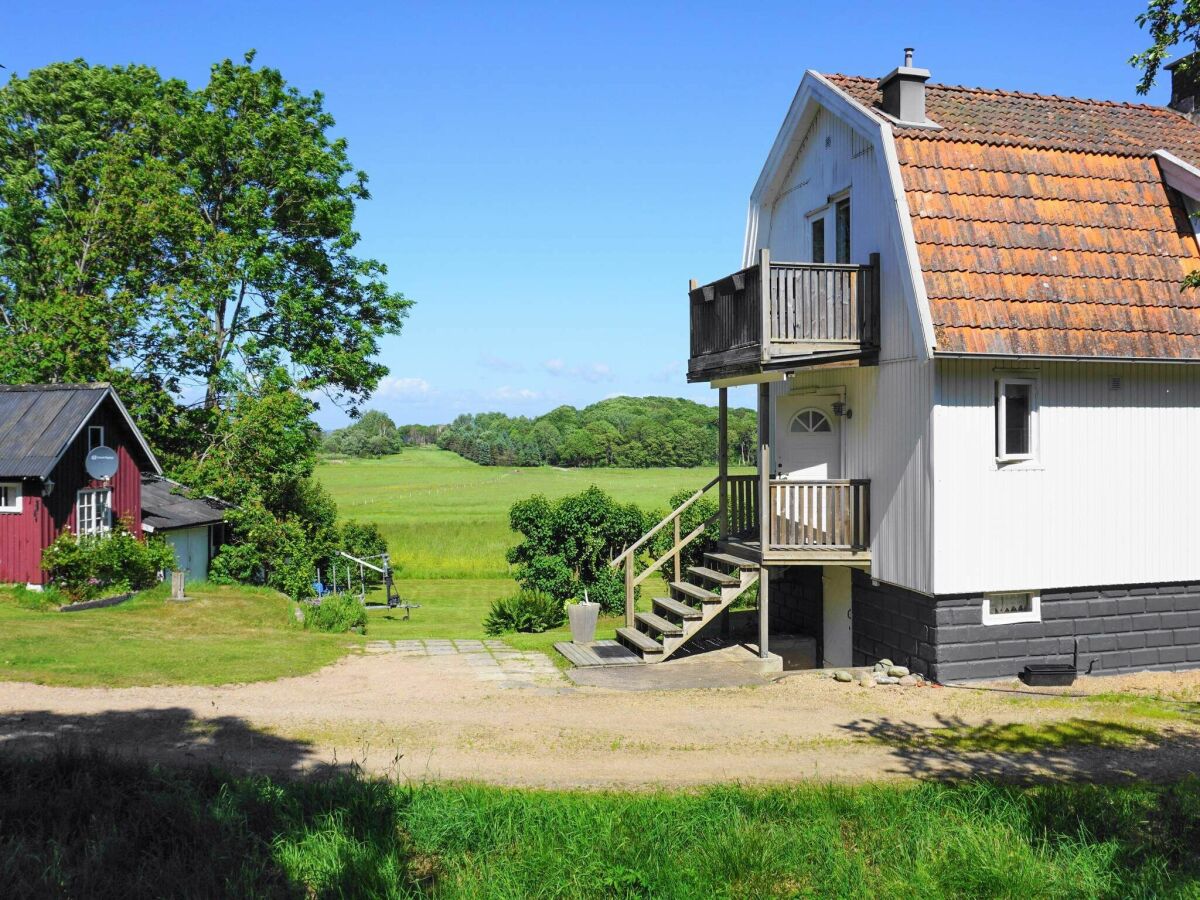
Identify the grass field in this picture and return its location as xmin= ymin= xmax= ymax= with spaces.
xmin=318 ymin=447 xmax=749 ymax=652
xmin=0 ymin=583 xmax=350 ymax=687
xmin=4 ymin=750 xmax=1198 ymax=898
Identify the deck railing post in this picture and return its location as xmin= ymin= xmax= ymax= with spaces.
xmin=624 ymin=553 xmax=635 ymax=627
xmin=757 ymin=381 xmax=771 ymax=659
xmin=758 ymin=248 xmax=771 ymax=359
xmin=718 ymin=387 xmax=728 ymax=539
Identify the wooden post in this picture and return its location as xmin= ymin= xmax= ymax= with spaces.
xmin=718 ymin=387 xmax=729 ymax=540
xmin=757 ymin=381 xmax=771 ymax=659
xmin=758 ymin=247 xmax=771 ymax=359
xmin=625 ymin=553 xmax=635 ymax=628
xmin=673 ymin=515 xmax=681 ymax=583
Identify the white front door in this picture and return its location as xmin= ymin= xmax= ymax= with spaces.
xmin=777 ymin=397 xmax=841 ymax=480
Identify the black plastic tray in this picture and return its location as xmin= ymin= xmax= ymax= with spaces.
xmin=1019 ymin=663 xmax=1076 ymax=687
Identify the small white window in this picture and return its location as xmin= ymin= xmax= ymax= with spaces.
xmin=982 ymin=591 xmax=1041 ymax=625
xmin=0 ymin=481 xmax=22 ymax=514
xmin=810 ymin=215 xmax=826 ymax=263
xmin=996 ymin=377 xmax=1038 ymax=462
xmin=88 ymin=426 xmax=105 ymax=450
xmin=76 ymin=488 xmax=113 ymax=536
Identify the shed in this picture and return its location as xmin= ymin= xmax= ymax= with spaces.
xmin=140 ymin=474 xmax=233 ymax=581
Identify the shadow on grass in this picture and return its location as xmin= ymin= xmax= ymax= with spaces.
xmin=840 ymin=713 xmax=1200 ymax=782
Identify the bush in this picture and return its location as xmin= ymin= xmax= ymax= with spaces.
xmin=483 ymin=590 xmax=565 ymax=635
xmin=41 ymin=521 xmax=175 ymax=603
xmin=305 ymin=592 xmax=367 ymax=634
xmin=506 ymin=486 xmax=647 ymax=614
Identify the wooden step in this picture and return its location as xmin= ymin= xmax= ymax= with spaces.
xmin=671 ymin=581 xmax=720 ymax=604
xmin=616 ymin=626 xmax=663 ymax=655
xmin=653 ymin=597 xmax=704 ymax=620
xmin=704 ymin=552 xmax=760 ymax=571
xmin=687 ymin=565 xmax=738 ymax=588
xmin=635 ymin=611 xmax=684 ymax=637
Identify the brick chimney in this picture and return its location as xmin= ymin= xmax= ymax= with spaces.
xmin=1167 ymin=53 xmax=1200 ymax=123
xmin=878 ymin=47 xmax=930 ymax=125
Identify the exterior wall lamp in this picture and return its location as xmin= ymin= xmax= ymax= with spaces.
xmin=831 ymin=401 xmax=853 ymax=420
xmin=42 ymin=479 xmax=54 ymax=497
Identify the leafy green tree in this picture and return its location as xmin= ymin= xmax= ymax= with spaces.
xmin=324 ymin=410 xmax=404 ymax=458
xmin=1132 ymin=0 xmax=1200 ymax=94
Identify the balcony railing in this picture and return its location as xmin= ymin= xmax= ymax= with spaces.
xmin=688 ymin=249 xmax=879 ymax=382
xmin=727 ymin=477 xmax=870 ymax=554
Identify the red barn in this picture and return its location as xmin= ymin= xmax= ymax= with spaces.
xmin=0 ymin=383 xmax=161 ymax=586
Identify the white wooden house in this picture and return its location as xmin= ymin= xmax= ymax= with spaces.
xmin=613 ymin=50 xmax=1200 ymax=680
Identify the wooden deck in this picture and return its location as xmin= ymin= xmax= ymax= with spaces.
xmin=721 ymin=538 xmax=871 ymax=567
xmin=554 ymin=640 xmax=643 ymax=667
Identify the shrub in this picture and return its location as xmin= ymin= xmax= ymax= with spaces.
xmin=506 ymin=486 xmax=647 ymax=613
xmin=483 ymin=590 xmax=565 ymax=635
xmin=41 ymin=521 xmax=175 ymax=603
xmin=305 ymin=592 xmax=367 ymax=634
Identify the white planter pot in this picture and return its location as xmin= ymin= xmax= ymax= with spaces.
xmin=567 ymin=601 xmax=600 ymax=644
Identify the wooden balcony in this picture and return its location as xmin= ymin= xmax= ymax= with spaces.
xmin=725 ymin=475 xmax=870 ymax=565
xmin=688 ymin=249 xmax=880 ymax=383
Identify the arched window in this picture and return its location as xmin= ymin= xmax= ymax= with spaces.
xmin=789 ymin=409 xmax=832 ymax=433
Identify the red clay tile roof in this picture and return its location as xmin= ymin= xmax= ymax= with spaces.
xmin=824 ymin=73 xmax=1200 ymax=358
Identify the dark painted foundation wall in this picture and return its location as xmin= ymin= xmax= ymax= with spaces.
xmin=850 ymin=570 xmax=1200 ymax=682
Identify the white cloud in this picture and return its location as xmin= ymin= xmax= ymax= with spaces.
xmin=374 ymin=376 xmax=434 ymax=399
xmin=543 ymin=358 xmax=566 ymax=375
xmin=652 ymin=360 xmax=685 ymax=383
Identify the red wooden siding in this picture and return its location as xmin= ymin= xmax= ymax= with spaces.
xmin=0 ymin=397 xmax=147 ymax=585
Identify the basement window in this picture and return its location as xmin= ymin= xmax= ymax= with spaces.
xmin=995 ymin=377 xmax=1038 ymax=463
xmin=0 ymin=482 xmax=21 ymax=514
xmin=982 ymin=591 xmax=1041 ymax=626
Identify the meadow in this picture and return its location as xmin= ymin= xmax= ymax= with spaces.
xmin=317 ymin=447 xmax=749 ymax=652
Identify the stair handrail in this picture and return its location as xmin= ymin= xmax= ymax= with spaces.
xmin=609 ymin=476 xmax=718 ymax=570
xmin=609 ymin=475 xmax=720 ymax=626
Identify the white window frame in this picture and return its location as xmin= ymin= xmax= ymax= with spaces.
xmin=995 ymin=376 xmax=1038 ymax=463
xmin=76 ymin=487 xmax=113 ymax=536
xmin=88 ymin=425 xmax=105 ymax=451
xmin=982 ymin=591 xmax=1041 ymax=626
xmin=0 ymin=481 xmax=22 ymax=514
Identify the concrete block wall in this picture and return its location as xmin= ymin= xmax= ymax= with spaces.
xmin=770 ymin=567 xmax=823 ymax=638
xmin=850 ymin=570 xmax=1200 ymax=682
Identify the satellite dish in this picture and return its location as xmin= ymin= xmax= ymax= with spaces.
xmin=85 ymin=446 xmax=118 ymax=480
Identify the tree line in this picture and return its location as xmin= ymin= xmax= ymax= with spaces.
xmin=435 ymin=396 xmax=757 ymax=468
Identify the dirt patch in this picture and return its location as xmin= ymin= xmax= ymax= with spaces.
xmin=0 ymin=654 xmax=1198 ymax=789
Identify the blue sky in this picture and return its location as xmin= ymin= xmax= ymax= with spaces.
xmin=3 ymin=0 xmax=1172 ymax=427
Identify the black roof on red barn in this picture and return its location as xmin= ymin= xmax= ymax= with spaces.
xmin=0 ymin=384 xmax=161 ymax=478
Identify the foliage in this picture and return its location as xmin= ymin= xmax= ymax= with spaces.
xmin=305 ymin=593 xmax=368 ymax=634
xmin=482 ymin=590 xmax=565 ymax=635
xmin=323 ymin=410 xmax=406 ymax=458
xmin=0 ymin=54 xmax=410 ymax=423
xmin=41 ymin=521 xmax=175 ymax=602
xmin=506 ymin=486 xmax=647 ymax=614
xmin=1131 ymin=0 xmax=1200 ymax=95
xmin=648 ymin=490 xmax=720 ymax=577
xmin=437 ymin=396 xmax=757 ymax=469
xmin=3 ymin=751 xmax=1200 ymax=897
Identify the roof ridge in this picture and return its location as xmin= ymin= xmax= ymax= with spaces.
xmin=0 ymin=382 xmax=111 ymax=392
xmin=823 ymin=72 xmax=1182 ymax=114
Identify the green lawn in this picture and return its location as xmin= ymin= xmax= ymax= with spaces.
xmin=0 ymin=582 xmax=351 ymax=687
xmin=5 ymin=750 xmax=1199 ymax=897
xmin=318 ymin=448 xmax=747 ymax=650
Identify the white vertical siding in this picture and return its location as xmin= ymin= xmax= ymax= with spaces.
xmin=932 ymin=359 xmax=1200 ymax=594
xmin=778 ymin=356 xmax=935 ymax=593
xmin=758 ymin=105 xmax=918 ymax=362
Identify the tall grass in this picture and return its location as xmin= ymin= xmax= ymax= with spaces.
xmin=2 ymin=749 xmax=1197 ymax=898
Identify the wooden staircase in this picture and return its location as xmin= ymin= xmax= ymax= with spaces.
xmin=615 ymin=550 xmax=760 ymax=662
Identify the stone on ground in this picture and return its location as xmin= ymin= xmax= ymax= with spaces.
xmin=888 ymin=665 xmax=910 ymax=678
xmin=833 ymin=670 xmax=853 ymax=683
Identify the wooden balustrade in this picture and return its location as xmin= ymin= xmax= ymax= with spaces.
xmin=688 ymin=250 xmax=879 ymax=382
xmin=726 ymin=474 xmax=759 ymax=535
xmin=766 ymin=480 xmax=869 ymax=550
